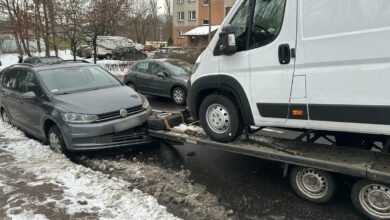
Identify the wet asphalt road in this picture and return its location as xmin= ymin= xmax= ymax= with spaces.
xmin=147 ymin=96 xmax=365 ymax=220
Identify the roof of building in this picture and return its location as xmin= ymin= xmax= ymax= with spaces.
xmin=183 ymin=25 xmax=220 ymax=36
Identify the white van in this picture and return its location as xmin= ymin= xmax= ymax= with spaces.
xmin=95 ymin=36 xmax=131 ymax=59
xmin=187 ymin=0 xmax=390 ymax=144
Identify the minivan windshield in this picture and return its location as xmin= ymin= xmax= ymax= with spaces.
xmin=164 ymin=60 xmax=193 ymax=75
xmin=38 ymin=66 xmax=121 ymax=95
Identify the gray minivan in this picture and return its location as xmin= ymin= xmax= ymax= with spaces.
xmin=0 ymin=62 xmax=152 ymax=155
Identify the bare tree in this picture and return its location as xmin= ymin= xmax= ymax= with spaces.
xmin=86 ymin=0 xmax=127 ymax=63
xmin=59 ymin=0 xmax=88 ymax=61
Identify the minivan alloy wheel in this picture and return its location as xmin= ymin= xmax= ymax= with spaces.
xmin=206 ymin=104 xmax=231 ymax=134
xmin=49 ymin=132 xmax=62 ymax=153
xmin=1 ymin=110 xmax=10 ymax=124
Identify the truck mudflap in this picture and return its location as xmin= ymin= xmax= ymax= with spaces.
xmin=148 ymin=129 xmax=390 ymax=185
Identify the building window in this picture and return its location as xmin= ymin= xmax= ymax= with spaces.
xmin=202 ymin=0 xmax=209 ymax=6
xmin=177 ymin=12 xmax=184 ymax=21
xmin=177 ymin=0 xmax=184 ymax=3
xmin=178 ymin=30 xmax=185 ymax=38
xmin=225 ymin=7 xmax=232 ymax=16
xmin=203 ymin=19 xmax=209 ymax=25
xmin=189 ymin=11 xmax=196 ymax=21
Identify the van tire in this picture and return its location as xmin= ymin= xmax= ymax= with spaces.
xmin=199 ymin=94 xmax=243 ymax=142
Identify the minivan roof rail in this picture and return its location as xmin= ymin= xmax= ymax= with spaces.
xmin=10 ymin=63 xmax=35 ymax=68
xmin=54 ymin=60 xmax=91 ymax=64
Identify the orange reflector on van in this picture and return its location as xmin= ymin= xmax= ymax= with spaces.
xmin=292 ymin=109 xmax=304 ymax=116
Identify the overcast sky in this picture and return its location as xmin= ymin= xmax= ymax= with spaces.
xmin=157 ymin=0 xmax=168 ymax=15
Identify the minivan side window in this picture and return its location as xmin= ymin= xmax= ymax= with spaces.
xmin=16 ymin=71 xmax=44 ymax=97
xmin=229 ymin=0 xmax=250 ymax=52
xmin=2 ymin=69 xmax=20 ymax=90
xmin=250 ymin=0 xmax=287 ymax=48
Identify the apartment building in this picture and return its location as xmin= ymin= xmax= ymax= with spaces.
xmin=173 ymin=0 xmax=236 ymax=46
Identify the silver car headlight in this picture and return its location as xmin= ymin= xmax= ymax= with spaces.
xmin=139 ymin=94 xmax=150 ymax=109
xmin=61 ymin=113 xmax=98 ymax=124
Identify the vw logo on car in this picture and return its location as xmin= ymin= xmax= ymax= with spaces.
xmin=120 ymin=109 xmax=128 ymax=118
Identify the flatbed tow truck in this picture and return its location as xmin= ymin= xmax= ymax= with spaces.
xmin=147 ymin=117 xmax=390 ymax=220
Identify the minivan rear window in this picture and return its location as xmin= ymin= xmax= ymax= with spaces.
xmin=38 ymin=66 xmax=121 ymax=95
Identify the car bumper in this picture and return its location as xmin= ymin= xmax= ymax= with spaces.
xmin=62 ymin=108 xmax=153 ymax=151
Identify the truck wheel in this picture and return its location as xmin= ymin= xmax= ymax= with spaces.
xmin=290 ymin=166 xmax=336 ymax=203
xmin=351 ymin=180 xmax=390 ymax=220
xmin=48 ymin=126 xmax=70 ymax=157
xmin=172 ymin=87 xmax=186 ymax=105
xmin=199 ymin=94 xmax=243 ymax=142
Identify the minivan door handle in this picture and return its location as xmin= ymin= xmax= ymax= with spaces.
xmin=278 ymin=44 xmax=291 ymax=65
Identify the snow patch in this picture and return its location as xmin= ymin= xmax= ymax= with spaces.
xmin=0 ymin=122 xmax=180 ymax=220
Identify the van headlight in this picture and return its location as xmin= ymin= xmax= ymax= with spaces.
xmin=61 ymin=113 xmax=98 ymax=124
xmin=139 ymin=94 xmax=150 ymax=109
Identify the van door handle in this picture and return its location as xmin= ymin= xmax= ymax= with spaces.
xmin=278 ymin=44 xmax=291 ymax=65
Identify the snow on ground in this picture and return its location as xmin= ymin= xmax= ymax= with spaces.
xmin=0 ymin=50 xmax=132 ymax=79
xmin=174 ymin=124 xmax=206 ymax=136
xmin=0 ymin=121 xmax=180 ymax=220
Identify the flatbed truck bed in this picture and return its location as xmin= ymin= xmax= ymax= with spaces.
xmin=149 ymin=129 xmax=390 ymax=184
xmin=148 ymin=128 xmax=390 ymax=219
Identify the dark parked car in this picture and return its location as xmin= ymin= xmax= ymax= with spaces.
xmin=124 ymin=59 xmax=192 ymax=105
xmin=23 ymin=56 xmax=64 ymax=64
xmin=0 ymin=62 xmax=152 ymax=155
xmin=112 ymin=47 xmax=147 ymax=61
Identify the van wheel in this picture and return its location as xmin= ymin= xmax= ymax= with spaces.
xmin=172 ymin=87 xmax=186 ymax=105
xmin=105 ymin=54 xmax=112 ymax=60
xmin=199 ymin=94 xmax=243 ymax=142
xmin=1 ymin=109 xmax=11 ymax=125
xmin=48 ymin=126 xmax=70 ymax=156
xmin=290 ymin=166 xmax=336 ymax=203
xmin=351 ymin=180 xmax=390 ymax=220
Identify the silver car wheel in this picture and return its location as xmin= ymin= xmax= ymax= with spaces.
xmin=296 ymin=168 xmax=329 ymax=199
xmin=173 ymin=88 xmax=184 ymax=104
xmin=206 ymin=104 xmax=230 ymax=134
xmin=2 ymin=110 xmax=10 ymax=124
xmin=49 ymin=132 xmax=62 ymax=154
xmin=359 ymin=184 xmax=390 ymax=218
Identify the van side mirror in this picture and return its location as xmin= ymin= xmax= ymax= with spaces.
xmin=219 ymin=25 xmax=237 ymax=55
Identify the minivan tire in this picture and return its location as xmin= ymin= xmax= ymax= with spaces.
xmin=199 ymin=94 xmax=243 ymax=142
xmin=48 ymin=126 xmax=70 ymax=156
xmin=1 ymin=109 xmax=11 ymax=125
xmin=172 ymin=87 xmax=186 ymax=105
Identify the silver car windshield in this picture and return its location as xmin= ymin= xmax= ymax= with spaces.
xmin=38 ymin=66 xmax=121 ymax=95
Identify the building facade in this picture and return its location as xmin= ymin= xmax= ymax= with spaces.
xmin=172 ymin=0 xmax=236 ymax=46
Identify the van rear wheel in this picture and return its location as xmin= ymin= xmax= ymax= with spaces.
xmin=199 ymin=94 xmax=243 ymax=142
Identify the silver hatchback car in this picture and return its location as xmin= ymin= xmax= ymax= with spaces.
xmin=0 ymin=62 xmax=152 ymax=155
